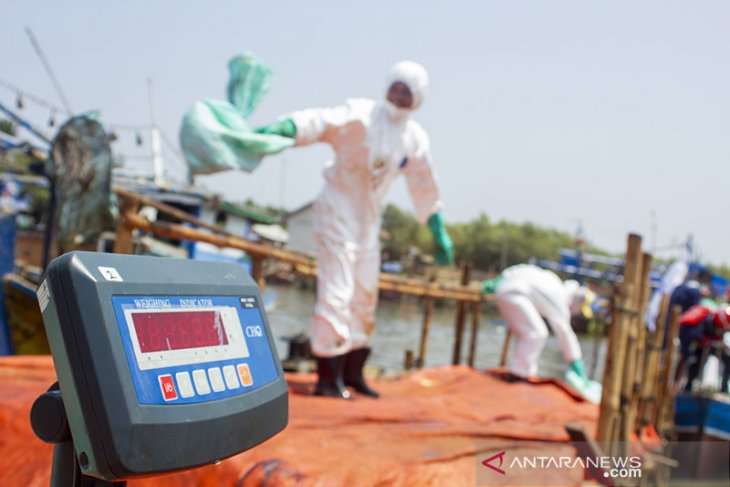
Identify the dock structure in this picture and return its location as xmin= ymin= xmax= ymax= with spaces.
xmin=114 ymin=192 xmax=687 ymax=435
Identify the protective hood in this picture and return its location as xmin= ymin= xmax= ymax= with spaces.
xmin=384 ymin=60 xmax=429 ymax=114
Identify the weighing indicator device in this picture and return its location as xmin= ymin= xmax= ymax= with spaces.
xmin=30 ymin=252 xmax=288 ymax=485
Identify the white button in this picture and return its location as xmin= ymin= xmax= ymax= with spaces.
xmin=208 ymin=367 xmax=225 ymax=392
xmin=175 ymin=372 xmax=195 ymax=398
xmin=192 ymin=369 xmax=211 ymax=395
xmin=223 ymin=365 xmax=240 ymax=389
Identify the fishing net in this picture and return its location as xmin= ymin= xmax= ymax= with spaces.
xmin=48 ymin=113 xmax=117 ymax=253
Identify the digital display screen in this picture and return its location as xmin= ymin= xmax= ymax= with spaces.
xmin=131 ymin=310 xmax=229 ymax=353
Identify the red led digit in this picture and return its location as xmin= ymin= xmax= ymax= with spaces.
xmin=213 ymin=312 xmax=226 ymax=345
xmin=147 ymin=315 xmax=162 ymax=351
xmin=179 ymin=319 xmax=191 ymax=348
xmin=136 ymin=316 xmax=149 ymax=350
xmin=163 ymin=315 xmax=175 ymax=350
xmin=206 ymin=321 xmax=218 ymax=346
xmin=132 ymin=310 xmax=229 ymax=353
xmin=192 ymin=316 xmax=204 ymax=347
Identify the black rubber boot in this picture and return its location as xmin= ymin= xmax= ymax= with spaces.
xmin=314 ymin=355 xmax=351 ymax=399
xmin=344 ymin=348 xmax=380 ymax=398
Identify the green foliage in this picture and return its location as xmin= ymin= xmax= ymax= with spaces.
xmin=381 ymin=203 xmax=582 ymax=272
xmin=0 ymin=119 xmax=16 ymax=136
xmin=241 ymin=198 xmax=287 ymax=220
xmin=380 ymin=203 xmax=730 ymax=280
xmin=382 ymin=204 xmax=430 ymax=258
xmin=0 ymin=146 xmax=45 ymax=174
xmin=238 ymin=198 xmax=730 ymax=275
xmin=19 ymin=184 xmax=50 ymax=224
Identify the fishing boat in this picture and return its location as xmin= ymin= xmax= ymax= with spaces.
xmin=675 ymin=391 xmax=730 ymax=441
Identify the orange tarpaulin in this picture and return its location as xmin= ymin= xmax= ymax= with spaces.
xmin=0 ymin=356 xmax=597 ymax=486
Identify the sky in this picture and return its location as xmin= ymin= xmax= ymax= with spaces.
xmin=3 ymin=1 xmax=730 ymax=265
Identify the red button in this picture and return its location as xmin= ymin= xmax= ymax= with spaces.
xmin=159 ymin=374 xmax=177 ymax=401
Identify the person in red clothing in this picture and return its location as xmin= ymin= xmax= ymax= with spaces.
xmin=676 ymin=304 xmax=730 ymax=392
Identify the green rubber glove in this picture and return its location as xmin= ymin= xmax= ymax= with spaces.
xmin=427 ymin=212 xmax=454 ymax=266
xmin=569 ymin=359 xmax=588 ymax=382
xmin=253 ymin=118 xmax=297 ymax=138
xmin=481 ymin=276 xmax=503 ymax=295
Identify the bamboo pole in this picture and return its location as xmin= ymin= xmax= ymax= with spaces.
xmin=116 ymin=191 xmax=485 ymax=298
xmin=122 ymin=210 xmax=485 ymax=302
xmin=251 ymin=257 xmax=265 ymax=291
xmin=589 ymin=320 xmax=604 ymax=381
xmin=404 ymin=350 xmax=415 ymax=370
xmin=638 ymin=294 xmax=670 ymax=430
xmin=451 ymin=262 xmax=472 ymax=365
xmin=123 ymin=210 xmax=310 ymax=264
xmin=499 ymin=330 xmax=512 ymax=367
xmin=615 ymin=281 xmax=637 ymax=450
xmin=114 ymin=186 xmax=232 ymax=236
xmin=416 ymin=275 xmax=437 ymax=368
xmin=467 ymin=300 xmax=481 ymax=367
xmin=416 ymin=296 xmax=434 ymax=369
xmin=621 ymin=252 xmax=652 ymax=442
xmin=655 ymin=305 xmax=681 ymax=433
xmin=597 ymin=233 xmax=642 ymax=443
xmin=379 ymin=273 xmax=482 ymax=301
xmin=635 ymin=253 xmax=654 ymax=383
xmin=113 ymin=198 xmax=139 ymax=254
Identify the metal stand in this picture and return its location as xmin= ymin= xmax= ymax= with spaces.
xmin=30 ymin=383 xmax=125 ymax=487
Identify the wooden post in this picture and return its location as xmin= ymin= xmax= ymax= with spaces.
xmin=451 ymin=262 xmax=472 ymax=365
xmin=251 ymin=256 xmax=265 ymax=291
xmin=404 ymin=350 xmax=415 ymax=370
xmin=621 ymin=252 xmax=652 ymax=441
xmin=638 ymin=294 xmax=670 ymax=429
xmin=417 ymin=298 xmax=434 ymax=368
xmin=597 ymin=233 xmax=642 ymax=444
xmin=499 ymin=330 xmax=512 ymax=367
xmin=654 ymin=305 xmax=681 ymax=433
xmin=113 ymin=198 xmax=138 ymax=254
xmin=634 ymin=253 xmax=654 ymax=385
xmin=589 ymin=320 xmax=605 ymax=381
xmin=467 ymin=300 xmax=481 ymax=367
xmin=417 ymin=277 xmax=436 ymax=368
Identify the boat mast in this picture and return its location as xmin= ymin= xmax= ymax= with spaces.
xmin=148 ymin=78 xmax=164 ymax=186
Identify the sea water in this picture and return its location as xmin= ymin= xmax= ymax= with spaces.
xmin=265 ymin=284 xmax=607 ymax=380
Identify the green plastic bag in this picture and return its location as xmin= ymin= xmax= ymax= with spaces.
xmin=180 ymin=53 xmax=294 ymax=176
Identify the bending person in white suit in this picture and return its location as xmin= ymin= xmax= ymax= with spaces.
xmin=483 ymin=264 xmax=594 ymax=382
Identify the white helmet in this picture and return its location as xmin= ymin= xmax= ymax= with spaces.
xmin=384 ymin=60 xmax=429 ymax=111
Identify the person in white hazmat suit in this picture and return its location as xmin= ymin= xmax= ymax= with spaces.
xmin=482 ymin=264 xmax=593 ymax=382
xmin=255 ymin=61 xmax=454 ymax=399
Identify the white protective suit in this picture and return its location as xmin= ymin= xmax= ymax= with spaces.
xmin=495 ymin=264 xmax=585 ymax=378
xmin=287 ymin=61 xmax=442 ymax=357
